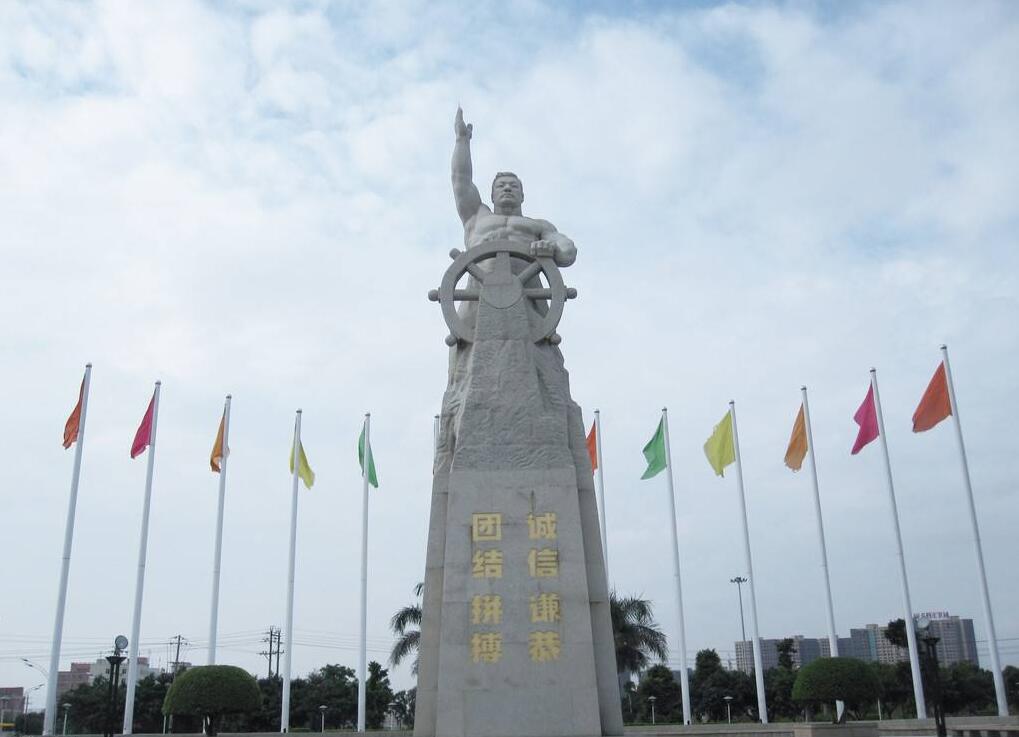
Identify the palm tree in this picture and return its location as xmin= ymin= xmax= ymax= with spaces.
xmin=611 ymin=591 xmax=668 ymax=676
xmin=389 ymin=583 xmax=423 ymax=674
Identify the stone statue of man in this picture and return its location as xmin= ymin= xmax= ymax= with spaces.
xmin=452 ymin=107 xmax=577 ymax=266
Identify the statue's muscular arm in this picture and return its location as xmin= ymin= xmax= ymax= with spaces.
xmin=452 ymin=108 xmax=487 ymax=226
xmin=534 ymin=221 xmax=577 ymax=267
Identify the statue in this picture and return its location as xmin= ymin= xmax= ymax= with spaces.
xmin=414 ymin=109 xmax=623 ymax=737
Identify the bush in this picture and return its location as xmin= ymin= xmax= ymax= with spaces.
xmin=163 ymin=665 xmax=261 ymax=735
xmin=793 ymin=657 xmax=879 ymax=723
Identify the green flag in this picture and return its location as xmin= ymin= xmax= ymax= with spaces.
xmin=358 ymin=425 xmax=378 ymax=488
xmin=704 ymin=409 xmax=736 ymax=477
xmin=290 ymin=436 xmax=315 ymax=489
xmin=640 ymin=417 xmax=667 ymax=480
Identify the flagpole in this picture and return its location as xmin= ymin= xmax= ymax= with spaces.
xmin=43 ymin=364 xmax=92 ymax=736
xmin=357 ymin=414 xmax=370 ymax=733
xmin=940 ymin=346 xmax=1008 ymax=716
xmin=281 ymin=409 xmax=302 ymax=733
xmin=660 ymin=408 xmax=691 ymax=725
xmin=800 ymin=387 xmax=843 ymax=720
xmin=869 ymin=370 xmax=926 ymax=719
xmin=594 ymin=409 xmax=609 ymax=575
xmin=208 ymin=395 xmax=232 ymax=665
xmin=728 ymin=401 xmax=768 ymax=724
xmin=123 ymin=381 xmax=161 ymax=735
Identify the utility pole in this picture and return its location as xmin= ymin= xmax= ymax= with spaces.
xmin=260 ymin=626 xmax=283 ymax=679
xmin=275 ymin=628 xmax=283 ymax=679
xmin=170 ymin=635 xmax=187 ymax=678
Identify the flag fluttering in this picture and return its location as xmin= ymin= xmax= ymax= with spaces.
xmin=784 ymin=404 xmax=808 ymax=471
xmin=912 ymin=362 xmax=952 ymax=433
xmin=851 ymin=385 xmax=879 ymax=455
xmin=704 ymin=409 xmax=736 ymax=476
xmin=130 ymin=392 xmax=156 ymax=459
xmin=586 ymin=422 xmax=598 ymax=471
xmin=63 ymin=377 xmax=85 ymax=449
xmin=640 ymin=418 xmax=666 ymax=479
xmin=210 ymin=411 xmax=229 ymax=473
xmin=290 ymin=435 xmax=315 ymax=489
xmin=358 ymin=424 xmax=378 ymax=488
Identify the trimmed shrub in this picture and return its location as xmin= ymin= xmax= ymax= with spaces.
xmin=793 ymin=657 xmax=880 ymax=723
xmin=163 ymin=665 xmax=260 ymax=735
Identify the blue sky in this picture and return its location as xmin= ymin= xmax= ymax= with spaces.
xmin=1 ymin=0 xmax=1017 ymax=699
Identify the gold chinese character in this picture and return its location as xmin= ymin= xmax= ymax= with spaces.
xmin=472 ymin=513 xmax=502 ymax=542
xmin=471 ymin=595 xmax=503 ymax=625
xmin=530 ymin=593 xmax=561 ymax=623
xmin=528 ymin=548 xmax=559 ymax=577
xmin=471 ymin=632 xmax=502 ymax=663
xmin=528 ymin=512 xmax=557 ymax=540
xmin=472 ymin=549 xmax=503 ymax=578
xmin=528 ymin=631 xmax=561 ymax=662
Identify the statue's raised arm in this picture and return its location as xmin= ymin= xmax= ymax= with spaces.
xmin=452 ymin=108 xmax=485 ymax=224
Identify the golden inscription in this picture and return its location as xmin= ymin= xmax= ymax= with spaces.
xmin=530 ymin=592 xmax=561 ymax=623
xmin=471 ymin=594 xmax=503 ymax=625
xmin=528 ymin=548 xmax=559 ymax=577
xmin=528 ymin=512 xmax=557 ymax=540
xmin=471 ymin=513 xmax=502 ymax=542
xmin=528 ymin=631 xmax=562 ymax=662
xmin=472 ymin=549 xmax=504 ymax=578
xmin=471 ymin=632 xmax=503 ymax=663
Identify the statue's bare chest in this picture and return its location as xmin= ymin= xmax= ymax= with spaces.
xmin=469 ymin=213 xmax=543 ymax=246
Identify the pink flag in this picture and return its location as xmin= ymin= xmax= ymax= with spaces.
xmin=851 ymin=385 xmax=879 ymax=455
xmin=131 ymin=393 xmax=156 ymax=459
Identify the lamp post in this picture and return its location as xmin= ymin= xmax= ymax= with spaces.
xmin=62 ymin=704 xmax=71 ymax=736
xmin=319 ymin=705 xmax=327 ymax=733
xmin=724 ymin=695 xmax=733 ymax=724
xmin=104 ymin=637 xmax=128 ymax=737
xmin=916 ymin=618 xmax=946 ymax=737
xmin=730 ymin=576 xmax=748 ymax=669
xmin=648 ymin=696 xmax=656 ymax=726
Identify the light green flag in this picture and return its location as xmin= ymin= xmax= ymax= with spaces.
xmin=640 ymin=417 xmax=667 ymax=480
xmin=704 ymin=409 xmax=736 ymax=477
xmin=290 ymin=436 xmax=315 ymax=489
xmin=358 ymin=425 xmax=378 ymax=488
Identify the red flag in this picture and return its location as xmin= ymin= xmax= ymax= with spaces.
xmin=586 ymin=422 xmax=598 ymax=471
xmin=131 ymin=393 xmax=156 ymax=459
xmin=912 ymin=362 xmax=952 ymax=433
xmin=63 ymin=377 xmax=85 ymax=449
xmin=851 ymin=385 xmax=879 ymax=455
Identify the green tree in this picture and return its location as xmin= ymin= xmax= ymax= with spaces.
xmin=690 ymin=649 xmax=755 ymax=723
xmin=62 ymin=677 xmax=122 ymax=735
xmin=776 ymin=639 xmax=797 ymax=670
xmin=390 ymin=583 xmax=424 ymax=674
xmin=869 ymin=661 xmax=913 ymax=718
xmin=365 ymin=661 xmax=395 ymax=729
xmin=391 ymin=688 xmax=415 ymax=729
xmin=1004 ymin=665 xmax=1019 ymax=711
xmin=163 ymin=665 xmax=261 ymax=736
xmin=765 ymin=667 xmax=799 ymax=721
xmin=610 ymin=592 xmax=668 ymax=676
xmin=132 ymin=673 xmax=174 ymax=733
xmin=941 ymin=662 xmax=994 ymax=716
xmin=884 ymin=619 xmax=908 ymax=649
xmin=13 ymin=711 xmax=43 ymax=735
xmin=793 ymin=657 xmax=879 ymax=723
xmin=636 ymin=664 xmax=683 ymax=723
xmin=296 ymin=664 xmax=357 ymax=729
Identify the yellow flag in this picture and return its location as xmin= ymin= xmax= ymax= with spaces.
xmin=704 ymin=409 xmax=736 ymax=477
xmin=210 ymin=412 xmax=227 ymax=473
xmin=784 ymin=404 xmax=807 ymax=471
xmin=290 ymin=436 xmax=315 ymax=489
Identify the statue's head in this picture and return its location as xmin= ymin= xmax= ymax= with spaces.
xmin=491 ymin=172 xmax=523 ymax=211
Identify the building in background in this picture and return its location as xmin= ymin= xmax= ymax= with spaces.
xmin=56 ymin=662 xmax=93 ymax=699
xmin=0 ymin=687 xmax=25 ymax=721
xmin=87 ymin=656 xmax=159 ymax=683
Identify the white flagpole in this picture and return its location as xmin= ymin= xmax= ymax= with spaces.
xmin=123 ymin=381 xmax=161 ymax=735
xmin=940 ymin=346 xmax=1008 ymax=716
xmin=801 ymin=387 xmax=843 ymax=720
xmin=660 ymin=408 xmax=691 ymax=725
xmin=357 ymin=414 xmax=371 ymax=732
xmin=43 ymin=364 xmax=92 ymax=736
xmin=728 ymin=401 xmax=768 ymax=724
xmin=870 ymin=369 xmax=927 ymax=719
xmin=594 ymin=409 xmax=609 ymax=575
xmin=208 ymin=394 xmax=232 ymax=665
xmin=281 ymin=409 xmax=302 ymax=733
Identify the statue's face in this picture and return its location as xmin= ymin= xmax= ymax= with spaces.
xmin=492 ymin=175 xmax=523 ymax=209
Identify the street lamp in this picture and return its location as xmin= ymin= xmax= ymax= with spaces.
xmin=24 ymin=684 xmax=45 ymax=716
xmin=319 ymin=705 xmax=327 ymax=733
xmin=724 ymin=695 xmax=733 ymax=724
xmin=648 ymin=696 xmax=656 ymax=726
xmin=62 ymin=703 xmax=71 ymax=736
xmin=730 ymin=576 xmax=748 ymax=669
xmin=20 ymin=658 xmax=50 ymax=680
xmin=916 ymin=618 xmax=946 ymax=737
xmin=104 ymin=636 xmax=128 ymax=737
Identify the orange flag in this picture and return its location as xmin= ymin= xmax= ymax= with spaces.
xmin=913 ymin=362 xmax=952 ymax=432
xmin=784 ymin=404 xmax=807 ymax=471
xmin=63 ymin=377 xmax=85 ymax=449
xmin=586 ymin=422 xmax=598 ymax=471
xmin=210 ymin=411 xmax=227 ymax=472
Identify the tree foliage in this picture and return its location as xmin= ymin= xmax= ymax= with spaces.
xmin=390 ymin=583 xmax=424 ymax=673
xmin=793 ymin=657 xmax=879 ymax=722
xmin=163 ymin=665 xmax=260 ymax=735
xmin=611 ymin=591 xmax=668 ymax=675
xmin=636 ymin=664 xmax=683 ymax=723
xmin=690 ymin=649 xmax=756 ymax=723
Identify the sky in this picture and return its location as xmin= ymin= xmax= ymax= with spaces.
xmin=1 ymin=0 xmax=1018 ymax=699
